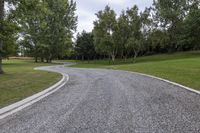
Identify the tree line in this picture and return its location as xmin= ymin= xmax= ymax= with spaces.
xmin=0 ymin=0 xmax=77 ymax=73
xmin=0 ymin=0 xmax=200 ymax=74
xmin=74 ymin=0 xmax=200 ymax=62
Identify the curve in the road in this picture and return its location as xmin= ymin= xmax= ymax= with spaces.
xmin=0 ymin=65 xmax=69 ymax=120
xmin=115 ymin=69 xmax=200 ymax=95
xmin=0 ymin=65 xmax=200 ymax=133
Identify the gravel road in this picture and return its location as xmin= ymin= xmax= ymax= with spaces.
xmin=0 ymin=65 xmax=200 ymax=133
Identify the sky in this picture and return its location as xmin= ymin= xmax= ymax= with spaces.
xmin=75 ymin=0 xmax=153 ymax=33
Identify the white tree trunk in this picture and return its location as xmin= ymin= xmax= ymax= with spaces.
xmin=133 ymin=50 xmax=138 ymax=63
xmin=111 ymin=54 xmax=115 ymax=62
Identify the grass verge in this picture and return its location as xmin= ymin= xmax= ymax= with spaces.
xmin=70 ymin=51 xmax=200 ymax=91
xmin=0 ymin=59 xmax=62 ymax=108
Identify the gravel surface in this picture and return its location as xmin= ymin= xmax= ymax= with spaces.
xmin=0 ymin=65 xmax=200 ymax=133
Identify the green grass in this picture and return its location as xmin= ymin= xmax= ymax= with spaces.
xmin=70 ymin=51 xmax=200 ymax=91
xmin=0 ymin=60 xmax=62 ymax=108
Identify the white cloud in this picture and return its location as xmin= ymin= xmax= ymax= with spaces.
xmin=94 ymin=0 xmax=127 ymax=5
xmin=76 ymin=8 xmax=97 ymax=33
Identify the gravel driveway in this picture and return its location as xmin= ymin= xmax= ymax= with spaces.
xmin=0 ymin=65 xmax=200 ymax=133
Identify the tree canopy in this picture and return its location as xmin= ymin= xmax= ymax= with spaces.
xmin=74 ymin=31 xmax=96 ymax=60
xmin=15 ymin=0 xmax=77 ymax=62
xmin=77 ymin=1 xmax=200 ymax=62
xmin=1 ymin=0 xmax=200 ymax=72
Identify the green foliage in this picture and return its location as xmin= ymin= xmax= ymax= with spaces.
xmin=0 ymin=20 xmax=18 ymax=58
xmin=1 ymin=0 xmax=200 ymax=64
xmin=1 ymin=0 xmax=77 ymax=74
xmin=44 ymin=0 xmax=77 ymax=61
xmin=152 ymin=0 xmax=188 ymax=51
xmin=179 ymin=3 xmax=200 ymax=50
xmin=15 ymin=0 xmax=77 ymax=62
xmin=147 ymin=29 xmax=170 ymax=53
xmin=0 ymin=0 xmax=20 ymax=73
xmin=93 ymin=5 xmax=117 ymax=61
xmin=124 ymin=6 xmax=143 ymax=60
xmin=92 ymin=5 xmax=152 ymax=61
xmin=114 ymin=10 xmax=129 ymax=58
xmin=75 ymin=31 xmax=96 ymax=60
xmin=78 ymin=1 xmax=200 ymax=61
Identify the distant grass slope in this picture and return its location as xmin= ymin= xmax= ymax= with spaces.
xmin=0 ymin=60 xmax=61 ymax=108
xmin=70 ymin=51 xmax=200 ymax=91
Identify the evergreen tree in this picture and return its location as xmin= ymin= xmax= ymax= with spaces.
xmin=75 ymin=31 xmax=96 ymax=61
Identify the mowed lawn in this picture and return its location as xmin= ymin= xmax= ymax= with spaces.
xmin=0 ymin=60 xmax=61 ymax=108
xmin=70 ymin=51 xmax=200 ymax=91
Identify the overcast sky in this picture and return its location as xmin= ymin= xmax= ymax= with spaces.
xmin=75 ymin=0 xmax=153 ymax=33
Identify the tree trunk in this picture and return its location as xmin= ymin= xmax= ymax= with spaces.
xmin=111 ymin=50 xmax=115 ymax=62
xmin=0 ymin=52 xmax=3 ymax=74
xmin=111 ymin=54 xmax=115 ymax=62
xmin=94 ymin=56 xmax=96 ymax=64
xmin=133 ymin=51 xmax=138 ymax=63
xmin=48 ymin=54 xmax=52 ymax=63
xmin=124 ymin=56 xmax=127 ymax=62
xmin=87 ymin=57 xmax=89 ymax=63
xmin=41 ymin=57 xmax=44 ymax=62
xmin=121 ymin=50 xmax=124 ymax=59
xmin=35 ymin=56 xmax=38 ymax=63
xmin=0 ymin=0 xmax=4 ymax=74
xmin=108 ymin=55 xmax=111 ymax=64
xmin=81 ymin=55 xmax=84 ymax=61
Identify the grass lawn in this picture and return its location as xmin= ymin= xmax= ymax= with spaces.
xmin=70 ymin=51 xmax=200 ymax=91
xmin=0 ymin=59 xmax=62 ymax=108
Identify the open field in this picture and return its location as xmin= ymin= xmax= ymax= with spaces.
xmin=70 ymin=51 xmax=200 ymax=91
xmin=0 ymin=60 xmax=61 ymax=108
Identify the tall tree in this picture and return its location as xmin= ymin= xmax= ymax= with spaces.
xmin=0 ymin=0 xmax=4 ymax=73
xmin=0 ymin=0 xmax=18 ymax=73
xmin=179 ymin=1 xmax=200 ymax=50
xmin=153 ymin=0 xmax=188 ymax=52
xmin=93 ymin=5 xmax=117 ymax=61
xmin=14 ymin=0 xmax=49 ymax=62
xmin=115 ymin=10 xmax=130 ymax=59
xmin=147 ymin=29 xmax=170 ymax=53
xmin=44 ymin=0 xmax=77 ymax=62
xmin=15 ymin=0 xmax=77 ymax=62
xmin=125 ymin=5 xmax=143 ymax=61
xmin=75 ymin=31 xmax=96 ymax=60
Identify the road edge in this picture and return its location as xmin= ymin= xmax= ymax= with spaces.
xmin=67 ymin=64 xmax=200 ymax=95
xmin=0 ymin=66 xmax=69 ymax=120
xmin=117 ymin=70 xmax=200 ymax=95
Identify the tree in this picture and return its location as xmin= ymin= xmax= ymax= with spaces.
xmin=75 ymin=31 xmax=96 ymax=61
xmin=0 ymin=0 xmax=18 ymax=73
xmin=147 ymin=29 xmax=170 ymax=53
xmin=44 ymin=0 xmax=77 ymax=62
xmin=14 ymin=0 xmax=49 ymax=62
xmin=179 ymin=1 xmax=200 ymax=50
xmin=0 ymin=0 xmax=5 ymax=73
xmin=2 ymin=33 xmax=18 ymax=58
xmin=115 ymin=10 xmax=130 ymax=60
xmin=93 ymin=5 xmax=117 ymax=62
xmin=125 ymin=5 xmax=143 ymax=61
xmin=152 ymin=0 xmax=188 ymax=52
xmin=15 ymin=0 xmax=77 ymax=62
